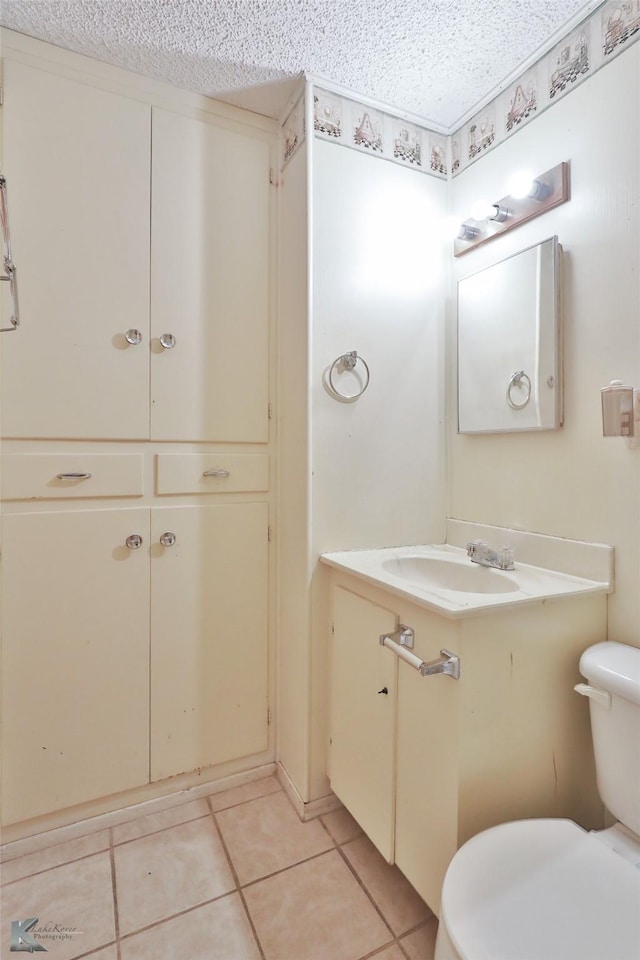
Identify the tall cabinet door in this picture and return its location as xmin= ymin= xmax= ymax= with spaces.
xmin=150 ymin=107 xmax=270 ymax=442
xmin=150 ymin=501 xmax=269 ymax=780
xmin=0 ymin=60 xmax=151 ymax=440
xmin=1 ymin=508 xmax=151 ymax=824
xmin=329 ymin=587 xmax=398 ymax=862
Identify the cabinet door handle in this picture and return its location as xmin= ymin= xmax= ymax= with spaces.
xmin=159 ymin=531 xmax=176 ymax=547
xmin=125 ymin=534 xmax=143 ymax=549
xmin=159 ymin=333 xmax=176 ymax=349
xmin=56 ymin=472 xmax=92 ymax=481
xmin=202 ymin=469 xmax=230 ymax=478
xmin=125 ymin=329 xmax=143 ymax=345
xmin=0 ymin=175 xmax=20 ymax=332
xmin=377 ymin=687 xmax=389 ymax=695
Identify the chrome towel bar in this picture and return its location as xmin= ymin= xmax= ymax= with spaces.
xmin=380 ymin=627 xmax=460 ymax=680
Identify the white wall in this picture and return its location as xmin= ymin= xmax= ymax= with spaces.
xmin=308 ymin=140 xmax=448 ymax=798
xmin=311 ymin=139 xmax=448 ymax=554
xmin=277 ymin=132 xmax=449 ymax=804
xmin=449 ymin=45 xmax=640 ymax=645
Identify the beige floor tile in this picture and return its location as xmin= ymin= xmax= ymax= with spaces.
xmin=244 ymin=849 xmax=392 ymax=960
xmin=216 ymin=791 xmax=333 ymax=885
xmin=320 ymin=806 xmax=363 ymax=845
xmin=0 ymin=852 xmax=115 ymax=959
xmin=208 ymin=774 xmax=282 ymax=812
xmin=1 ymin=829 xmax=110 ymax=885
xmin=400 ymin=917 xmax=439 ymax=960
xmin=342 ymin=836 xmax=433 ymax=937
xmin=112 ymin=798 xmax=211 ymax=845
xmin=114 ymin=817 xmax=235 ymax=936
xmin=369 ymin=945 xmax=407 ymax=960
xmin=120 ymin=893 xmax=261 ymax=960
xmin=85 ymin=947 xmax=118 ymax=960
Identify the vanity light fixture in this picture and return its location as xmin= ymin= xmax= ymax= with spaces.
xmin=454 ymin=161 xmax=569 ymax=257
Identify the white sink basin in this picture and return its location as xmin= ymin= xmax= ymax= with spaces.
xmin=381 ymin=556 xmax=519 ymax=594
xmin=320 ymin=543 xmax=611 ymax=618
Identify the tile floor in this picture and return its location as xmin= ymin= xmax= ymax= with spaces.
xmin=0 ymin=775 xmax=438 ymax=959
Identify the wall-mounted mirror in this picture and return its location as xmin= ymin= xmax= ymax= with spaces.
xmin=457 ymin=236 xmax=562 ymax=434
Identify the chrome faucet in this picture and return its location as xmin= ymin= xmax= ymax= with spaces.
xmin=466 ymin=539 xmax=515 ymax=571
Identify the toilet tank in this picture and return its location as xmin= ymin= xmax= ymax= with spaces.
xmin=579 ymin=641 xmax=640 ymax=836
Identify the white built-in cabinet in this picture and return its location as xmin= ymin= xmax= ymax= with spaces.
xmin=0 ymin=42 xmax=274 ymax=829
xmin=329 ymin=576 xmax=606 ymax=914
xmin=1 ymin=60 xmax=270 ymax=443
xmin=2 ymin=507 xmax=151 ymax=824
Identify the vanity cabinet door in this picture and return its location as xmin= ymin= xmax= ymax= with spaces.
xmin=329 ymin=586 xmax=398 ymax=862
xmin=395 ymin=616 xmax=460 ymax=913
xmin=150 ymin=107 xmax=270 ymax=442
xmin=1 ymin=507 xmax=151 ymax=824
xmin=150 ymin=501 xmax=269 ymax=780
xmin=1 ymin=60 xmax=151 ymax=440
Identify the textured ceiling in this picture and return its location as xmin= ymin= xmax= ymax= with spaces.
xmin=0 ymin=0 xmax=595 ymax=128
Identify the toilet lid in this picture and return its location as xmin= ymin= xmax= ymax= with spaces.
xmin=441 ymin=819 xmax=640 ymax=960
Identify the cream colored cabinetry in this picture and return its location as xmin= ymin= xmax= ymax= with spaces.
xmin=150 ymin=502 xmax=269 ymax=780
xmin=0 ymin=35 xmax=274 ymax=832
xmin=329 ymin=587 xmax=397 ymax=860
xmin=1 ymin=66 xmax=271 ymax=443
xmin=0 ymin=60 xmax=151 ymax=440
xmin=1 ymin=508 xmax=151 ymax=824
xmin=150 ymin=108 xmax=270 ymax=442
xmin=1 ymin=495 xmax=270 ymax=824
xmin=328 ymin=573 xmax=606 ymax=914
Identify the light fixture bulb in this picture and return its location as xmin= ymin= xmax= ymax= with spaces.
xmin=527 ymin=179 xmax=551 ymax=201
xmin=444 ymin=215 xmax=465 ymax=240
xmin=470 ymin=199 xmax=497 ymax=221
xmin=507 ymin=171 xmax=536 ymax=199
xmin=507 ymin=171 xmax=551 ymax=202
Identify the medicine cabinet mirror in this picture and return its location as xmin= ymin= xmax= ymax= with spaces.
xmin=457 ymin=235 xmax=562 ymax=434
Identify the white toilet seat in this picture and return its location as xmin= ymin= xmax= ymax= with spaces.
xmin=439 ymin=818 xmax=640 ymax=960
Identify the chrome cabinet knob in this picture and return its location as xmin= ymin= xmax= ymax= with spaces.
xmin=159 ymin=333 xmax=176 ymax=349
xmin=159 ymin=531 xmax=176 ymax=547
xmin=125 ymin=329 xmax=143 ymax=345
xmin=125 ymin=533 xmax=143 ymax=549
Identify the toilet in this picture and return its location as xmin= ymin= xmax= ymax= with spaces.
xmin=435 ymin=641 xmax=640 ymax=960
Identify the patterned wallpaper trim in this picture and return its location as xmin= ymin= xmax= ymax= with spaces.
xmin=450 ymin=0 xmax=640 ymax=176
xmin=280 ymin=1 xmax=639 ymax=179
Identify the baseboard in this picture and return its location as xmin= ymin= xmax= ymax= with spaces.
xmin=1 ymin=762 xmax=277 ymax=859
xmin=276 ymin=762 xmax=342 ymax=821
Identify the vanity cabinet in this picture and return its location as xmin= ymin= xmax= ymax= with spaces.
xmin=328 ymin=573 xmax=606 ymax=913
xmin=1 ymin=499 xmax=270 ymax=823
xmin=330 ymin=588 xmax=398 ymax=860
xmin=1 ymin=63 xmax=271 ymax=443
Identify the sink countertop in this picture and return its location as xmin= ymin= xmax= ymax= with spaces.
xmin=320 ymin=544 xmax=611 ymax=619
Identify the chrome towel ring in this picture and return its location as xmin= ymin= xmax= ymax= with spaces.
xmin=328 ymin=351 xmax=370 ymax=401
xmin=506 ymin=370 xmax=531 ymax=409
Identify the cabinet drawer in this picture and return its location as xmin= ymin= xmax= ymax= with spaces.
xmin=1 ymin=454 xmax=144 ymax=500
xmin=155 ymin=453 xmax=269 ymax=495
